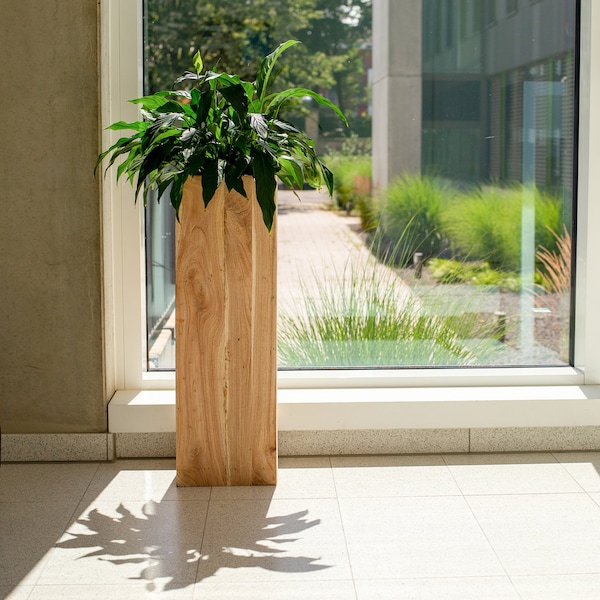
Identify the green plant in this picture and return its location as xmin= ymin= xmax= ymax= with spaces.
xmin=536 ymin=225 xmax=572 ymax=295
xmin=428 ymin=258 xmax=521 ymax=292
xmin=96 ymin=40 xmax=347 ymax=231
xmin=534 ymin=225 xmax=572 ymax=362
xmin=377 ymin=174 xmax=449 ymax=264
xmin=355 ymin=193 xmax=378 ymax=232
xmin=277 ymin=257 xmax=501 ymax=367
xmin=443 ymin=184 xmax=562 ymax=271
xmin=324 ymin=144 xmax=372 ymax=211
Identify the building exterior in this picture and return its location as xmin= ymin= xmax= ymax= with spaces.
xmin=373 ymin=0 xmax=577 ymax=199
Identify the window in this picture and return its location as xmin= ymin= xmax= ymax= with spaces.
xmin=506 ymin=0 xmax=519 ymax=16
xmin=102 ymin=0 xmax=600 ymax=402
xmin=141 ymin=0 xmax=578 ymax=371
xmin=486 ymin=0 xmax=497 ymax=26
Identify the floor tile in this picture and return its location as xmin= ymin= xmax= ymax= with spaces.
xmin=193 ymin=580 xmax=357 ymax=599
xmin=512 ymin=574 xmax=600 ymax=599
xmin=466 ymin=493 xmax=600 ymax=576
xmin=0 ymin=586 xmax=34 ymax=600
xmin=27 ymin=583 xmax=194 ymax=599
xmin=443 ymin=453 xmax=583 ymax=495
xmin=553 ymin=451 xmax=600 ymax=492
xmin=6 ymin=455 xmax=600 ymax=598
xmin=331 ymin=455 xmax=462 ymax=497
xmin=354 ymin=577 xmax=520 ymax=599
xmin=210 ymin=457 xmax=335 ymax=500
xmin=0 ymin=463 xmax=99 ymax=502
xmin=197 ymin=498 xmax=351 ymax=582
xmin=0 ymin=501 xmax=78 ymax=587
xmin=36 ymin=499 xmax=208 ymax=588
xmin=338 ymin=496 xmax=504 ymax=579
xmin=82 ymin=460 xmax=210 ymax=503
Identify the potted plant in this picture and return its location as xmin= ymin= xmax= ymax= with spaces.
xmin=97 ymin=40 xmax=346 ymax=486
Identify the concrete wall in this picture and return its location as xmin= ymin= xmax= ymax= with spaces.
xmin=372 ymin=0 xmax=422 ymax=188
xmin=0 ymin=0 xmax=106 ymax=432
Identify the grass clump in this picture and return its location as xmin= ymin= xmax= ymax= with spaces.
xmin=376 ymin=174 xmax=449 ymax=265
xmin=277 ymin=257 xmax=501 ymax=368
xmin=443 ymin=184 xmax=562 ymax=271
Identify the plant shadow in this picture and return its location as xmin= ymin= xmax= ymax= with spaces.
xmin=55 ymin=486 xmax=329 ymax=593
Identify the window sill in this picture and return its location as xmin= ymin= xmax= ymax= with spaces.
xmin=108 ymin=368 xmax=600 ymax=434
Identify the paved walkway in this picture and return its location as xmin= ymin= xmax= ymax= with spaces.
xmin=276 ymin=188 xmax=409 ymax=318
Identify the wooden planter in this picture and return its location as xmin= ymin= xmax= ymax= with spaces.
xmin=175 ymin=176 xmax=277 ymax=486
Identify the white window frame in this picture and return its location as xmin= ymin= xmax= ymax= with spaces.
xmin=102 ymin=0 xmax=600 ymax=434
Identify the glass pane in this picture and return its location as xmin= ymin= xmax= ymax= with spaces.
xmin=143 ymin=0 xmax=577 ymax=370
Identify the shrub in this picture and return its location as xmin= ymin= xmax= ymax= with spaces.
xmin=324 ymin=135 xmax=372 ymax=207
xmin=355 ymin=193 xmax=378 ymax=232
xmin=326 ymin=153 xmax=372 ymax=210
xmin=377 ymin=174 xmax=449 ymax=265
xmin=428 ymin=258 xmax=521 ymax=292
xmin=443 ymin=184 xmax=562 ymax=271
xmin=277 ymin=257 xmax=501 ymax=367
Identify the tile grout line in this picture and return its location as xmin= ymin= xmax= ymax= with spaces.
xmin=443 ymin=455 xmax=525 ymax=599
xmin=462 ymin=492 xmax=526 ymax=599
xmin=329 ymin=456 xmax=360 ymax=600
xmin=193 ymin=484 xmax=214 ymax=588
xmin=25 ymin=463 xmax=103 ymax=594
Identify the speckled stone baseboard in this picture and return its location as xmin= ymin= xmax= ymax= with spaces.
xmin=279 ymin=427 xmax=600 ymax=455
xmin=109 ymin=429 xmax=471 ymax=458
xmin=4 ymin=427 xmax=600 ymax=461
xmin=0 ymin=433 xmax=114 ymax=462
xmin=470 ymin=426 xmax=600 ymax=452
xmin=114 ymin=432 xmax=176 ymax=458
xmin=278 ymin=429 xmax=471 ymax=456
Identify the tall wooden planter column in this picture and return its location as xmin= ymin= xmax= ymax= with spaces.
xmin=175 ymin=176 xmax=277 ymax=486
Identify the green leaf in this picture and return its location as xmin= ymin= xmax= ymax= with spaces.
xmin=248 ymin=113 xmax=268 ymax=139
xmin=272 ymin=119 xmax=301 ymax=134
xmin=169 ymin=175 xmax=186 ymax=221
xmin=203 ymin=71 xmax=245 ymax=88
xmin=173 ymin=71 xmax=204 ymax=86
xmin=225 ymin=154 xmax=250 ymax=194
xmin=267 ymin=88 xmax=348 ymax=126
xmin=141 ymin=114 xmax=181 ymax=152
xmin=320 ymin=162 xmax=334 ymax=196
xmin=251 ymin=148 xmax=277 ymax=231
xmin=170 ymin=90 xmax=192 ymax=101
xmin=154 ymin=100 xmax=187 ymax=115
xmin=231 ymin=178 xmax=246 ymax=197
xmin=201 ymin=158 xmax=220 ymax=207
xmin=95 ymin=135 xmax=142 ymax=176
xmin=116 ymin=146 xmax=142 ymax=180
xmin=194 ymin=88 xmax=214 ymax=124
xmin=135 ymin=140 xmax=177 ymax=198
xmin=193 ymin=49 xmax=203 ymax=74
xmin=255 ymin=40 xmax=300 ymax=111
xmin=129 ymin=92 xmax=170 ymax=111
xmin=220 ymin=84 xmax=249 ymax=120
xmin=107 ymin=120 xmax=148 ymax=133
xmin=278 ymin=156 xmax=305 ymax=190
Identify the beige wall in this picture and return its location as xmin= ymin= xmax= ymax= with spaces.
xmin=0 ymin=0 xmax=106 ymax=432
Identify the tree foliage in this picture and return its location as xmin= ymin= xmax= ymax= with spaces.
xmin=144 ymin=0 xmax=371 ymax=129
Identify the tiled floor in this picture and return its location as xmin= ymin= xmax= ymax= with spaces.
xmin=3 ymin=453 xmax=600 ymax=599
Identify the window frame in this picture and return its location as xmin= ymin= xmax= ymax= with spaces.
xmin=102 ymin=0 xmax=600 ymax=432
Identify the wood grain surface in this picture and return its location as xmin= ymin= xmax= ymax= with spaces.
xmin=175 ymin=177 xmax=277 ymax=486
